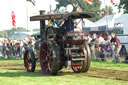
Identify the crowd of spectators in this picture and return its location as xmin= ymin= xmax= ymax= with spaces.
xmin=0 ymin=37 xmax=38 ymax=59
xmin=86 ymin=32 xmax=122 ymax=62
xmin=0 ymin=32 xmax=123 ymax=62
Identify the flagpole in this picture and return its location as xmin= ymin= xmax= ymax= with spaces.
xmin=26 ymin=7 xmax=29 ymax=32
xmin=26 ymin=0 xmax=36 ymax=33
xmin=104 ymin=0 xmax=109 ymax=34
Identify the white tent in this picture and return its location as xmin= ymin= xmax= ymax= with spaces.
xmin=76 ymin=19 xmax=94 ymax=30
xmin=115 ymin=14 xmax=128 ymax=51
xmin=87 ymin=14 xmax=121 ymax=29
xmin=115 ymin=14 xmax=128 ymax=34
xmin=84 ymin=19 xmax=94 ymax=27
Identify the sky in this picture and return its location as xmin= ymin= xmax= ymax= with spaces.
xmin=0 ymin=0 xmax=122 ymax=31
xmin=0 ymin=0 xmax=57 ymax=31
xmin=100 ymin=0 xmax=123 ymax=13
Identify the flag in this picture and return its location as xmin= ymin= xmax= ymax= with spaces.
xmin=85 ymin=0 xmax=93 ymax=4
xmin=110 ymin=0 xmax=113 ymax=3
xmin=11 ymin=11 xmax=16 ymax=28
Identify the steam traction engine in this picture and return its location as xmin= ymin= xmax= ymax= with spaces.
xmin=24 ymin=11 xmax=95 ymax=75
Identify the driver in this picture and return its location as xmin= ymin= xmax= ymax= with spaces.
xmin=56 ymin=19 xmax=74 ymax=40
xmin=57 ymin=19 xmax=74 ymax=35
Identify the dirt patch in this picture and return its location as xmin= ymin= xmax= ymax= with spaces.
xmin=88 ymin=68 xmax=128 ymax=81
xmin=60 ymin=68 xmax=128 ymax=81
xmin=0 ymin=62 xmax=24 ymax=70
xmin=0 ymin=62 xmax=23 ymax=67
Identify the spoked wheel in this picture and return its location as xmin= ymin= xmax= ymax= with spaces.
xmin=82 ymin=44 xmax=91 ymax=72
xmin=40 ymin=41 xmax=60 ymax=75
xmin=71 ymin=45 xmax=89 ymax=73
xmin=24 ymin=49 xmax=36 ymax=72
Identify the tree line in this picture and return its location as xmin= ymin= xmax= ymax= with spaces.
xmin=55 ymin=0 xmax=128 ymax=21
xmin=0 ymin=27 xmax=39 ymax=38
xmin=55 ymin=0 xmax=113 ymax=22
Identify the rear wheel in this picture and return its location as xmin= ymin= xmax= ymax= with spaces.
xmin=24 ymin=49 xmax=36 ymax=72
xmin=40 ymin=41 xmax=60 ymax=75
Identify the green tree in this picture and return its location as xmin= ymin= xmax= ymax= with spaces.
xmin=16 ymin=27 xmax=28 ymax=32
xmin=0 ymin=31 xmax=4 ymax=38
xmin=55 ymin=0 xmax=105 ymax=21
xmin=6 ymin=27 xmax=28 ymax=37
xmin=118 ymin=0 xmax=128 ymax=13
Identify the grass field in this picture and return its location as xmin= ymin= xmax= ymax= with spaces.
xmin=0 ymin=59 xmax=128 ymax=85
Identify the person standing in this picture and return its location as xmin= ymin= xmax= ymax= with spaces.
xmin=98 ymin=34 xmax=106 ymax=61
xmin=2 ymin=40 xmax=7 ymax=58
xmin=91 ymin=33 xmax=98 ymax=60
xmin=111 ymin=32 xmax=121 ymax=62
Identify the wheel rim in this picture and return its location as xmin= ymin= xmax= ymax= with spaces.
xmin=71 ymin=46 xmax=87 ymax=73
xmin=71 ymin=61 xmax=84 ymax=72
xmin=83 ymin=44 xmax=91 ymax=72
xmin=40 ymin=42 xmax=54 ymax=75
xmin=24 ymin=50 xmax=32 ymax=72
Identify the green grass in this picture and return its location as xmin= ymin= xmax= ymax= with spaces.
xmin=91 ymin=60 xmax=128 ymax=70
xmin=0 ymin=59 xmax=128 ymax=85
xmin=0 ymin=69 xmax=127 ymax=85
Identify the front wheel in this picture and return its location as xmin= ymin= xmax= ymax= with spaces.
xmin=71 ymin=44 xmax=90 ymax=73
xmin=81 ymin=44 xmax=91 ymax=72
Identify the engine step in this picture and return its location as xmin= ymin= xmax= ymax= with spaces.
xmin=71 ymin=54 xmax=81 ymax=57
xmin=72 ymin=58 xmax=85 ymax=61
xmin=65 ymin=47 xmax=81 ymax=50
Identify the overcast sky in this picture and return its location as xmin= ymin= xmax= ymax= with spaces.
xmin=0 ymin=0 xmax=122 ymax=31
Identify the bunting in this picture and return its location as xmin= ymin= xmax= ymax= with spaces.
xmin=110 ymin=0 xmax=113 ymax=3
xmin=85 ymin=0 xmax=113 ymax=4
xmin=85 ymin=0 xmax=93 ymax=4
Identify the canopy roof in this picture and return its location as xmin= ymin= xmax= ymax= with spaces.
xmin=31 ymin=32 xmax=40 ymax=37
xmin=86 ymin=14 xmax=121 ymax=29
xmin=88 ymin=15 xmax=114 ymax=28
xmin=115 ymin=14 xmax=128 ymax=24
xmin=30 ymin=12 xmax=95 ymax=21
xmin=115 ymin=14 xmax=128 ymax=34
xmin=8 ymin=32 xmax=30 ymax=40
